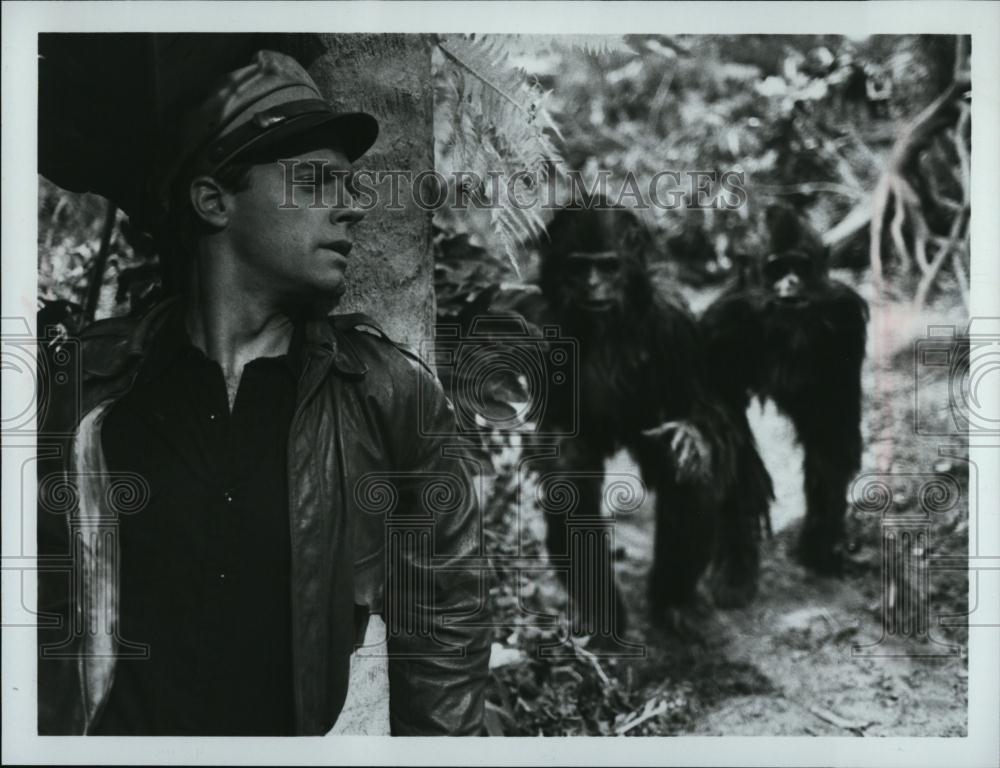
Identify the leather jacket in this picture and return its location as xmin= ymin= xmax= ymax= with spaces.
xmin=37 ymin=297 xmax=491 ymax=736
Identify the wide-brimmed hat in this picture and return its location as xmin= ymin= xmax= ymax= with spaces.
xmin=156 ymin=49 xmax=379 ymax=212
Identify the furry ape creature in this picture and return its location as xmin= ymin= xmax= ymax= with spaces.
xmin=701 ymin=205 xmax=869 ymax=576
xmin=518 ymin=205 xmax=772 ymax=638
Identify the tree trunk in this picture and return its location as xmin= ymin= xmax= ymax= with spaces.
xmin=306 ymin=34 xmax=435 ymax=351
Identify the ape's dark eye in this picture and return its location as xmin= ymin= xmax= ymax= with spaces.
xmin=566 ymin=252 xmax=621 ymax=276
xmin=764 ymin=254 xmax=813 ymax=282
xmin=762 ymin=261 xmax=786 ymax=282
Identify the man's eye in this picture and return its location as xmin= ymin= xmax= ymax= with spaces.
xmin=323 ymin=170 xmax=354 ymax=186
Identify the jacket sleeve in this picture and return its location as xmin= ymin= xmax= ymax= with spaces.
xmin=384 ymin=352 xmax=492 ymax=736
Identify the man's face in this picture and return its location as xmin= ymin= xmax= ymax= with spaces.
xmin=223 ymin=146 xmax=363 ymax=308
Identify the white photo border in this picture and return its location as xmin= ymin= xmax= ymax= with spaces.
xmin=3 ymin=2 xmax=998 ymax=766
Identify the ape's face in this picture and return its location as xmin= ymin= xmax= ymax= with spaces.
xmin=761 ymin=250 xmax=816 ymax=304
xmin=541 ymin=207 xmax=651 ymax=318
xmin=564 ymin=250 xmax=625 ymax=312
xmin=759 ymin=204 xmax=828 ymax=307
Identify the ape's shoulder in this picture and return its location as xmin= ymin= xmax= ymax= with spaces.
xmin=700 ymin=286 xmax=764 ymax=331
xmin=643 ymin=292 xmax=705 ymax=366
xmin=823 ymin=280 xmax=870 ymax=323
xmin=654 ymin=284 xmax=697 ymax=322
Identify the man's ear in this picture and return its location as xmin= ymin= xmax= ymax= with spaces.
xmin=189 ymin=175 xmax=231 ymax=229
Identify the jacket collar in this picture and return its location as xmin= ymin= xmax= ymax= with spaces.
xmin=305 ymin=314 xmax=369 ymax=378
xmin=79 ymin=296 xmax=179 ymax=381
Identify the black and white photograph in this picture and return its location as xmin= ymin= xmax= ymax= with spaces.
xmin=2 ymin=2 xmax=998 ymax=766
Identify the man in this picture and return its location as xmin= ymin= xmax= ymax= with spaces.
xmin=37 ymin=50 xmax=490 ymax=736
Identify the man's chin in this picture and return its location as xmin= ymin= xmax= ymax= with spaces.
xmin=285 ymin=284 xmax=346 ymax=319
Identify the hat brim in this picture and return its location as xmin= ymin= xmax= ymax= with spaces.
xmin=219 ymin=110 xmax=379 ymax=168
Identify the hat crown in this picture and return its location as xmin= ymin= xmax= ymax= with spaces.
xmin=151 ymin=48 xmax=378 ymax=228
xmin=181 ymin=50 xmax=324 ymax=158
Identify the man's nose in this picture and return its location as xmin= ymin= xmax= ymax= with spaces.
xmin=587 ymin=267 xmax=602 ymax=287
xmin=333 ymin=205 xmax=365 ymax=226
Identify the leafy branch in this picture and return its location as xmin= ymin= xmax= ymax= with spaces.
xmin=434 ymin=35 xmax=566 ymax=267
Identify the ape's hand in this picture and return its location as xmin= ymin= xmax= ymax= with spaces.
xmin=641 ymin=420 xmax=712 ymax=483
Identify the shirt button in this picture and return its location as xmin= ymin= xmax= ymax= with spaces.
xmin=218 ymin=572 xmax=227 ymax=582
xmin=223 ymin=491 xmax=234 ymax=504
xmin=209 ymin=413 xmax=219 ymax=422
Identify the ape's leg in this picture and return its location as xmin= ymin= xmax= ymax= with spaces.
xmin=540 ymin=442 xmax=628 ymax=638
xmin=709 ymin=490 xmax=764 ymax=609
xmin=634 ymin=442 xmax=714 ymax=624
xmin=774 ymin=380 xmax=861 ymax=575
xmin=789 ymin=413 xmax=858 ymax=575
xmin=707 ymin=407 xmax=771 ymax=608
xmin=648 ymin=478 xmax=715 ymax=622
xmin=794 ymin=445 xmax=854 ymax=575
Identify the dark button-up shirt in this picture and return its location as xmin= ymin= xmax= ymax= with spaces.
xmin=93 ymin=310 xmax=304 ymax=735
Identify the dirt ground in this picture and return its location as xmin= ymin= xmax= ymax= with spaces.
xmin=486 ymin=279 xmax=970 ymax=737
xmin=609 ymin=429 xmax=968 ymax=737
